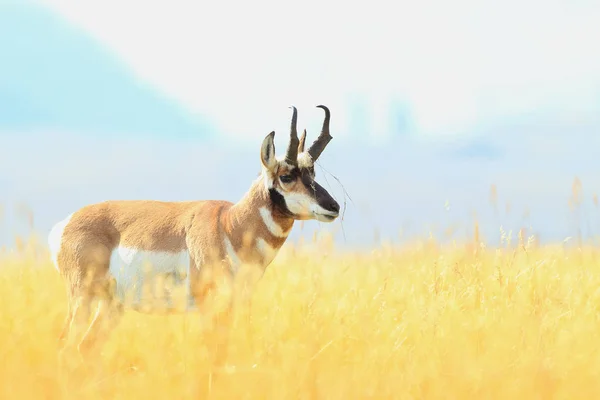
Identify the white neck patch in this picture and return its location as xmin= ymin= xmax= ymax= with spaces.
xmin=259 ymin=206 xmax=291 ymax=238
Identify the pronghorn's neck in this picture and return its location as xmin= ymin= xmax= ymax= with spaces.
xmin=221 ymin=171 xmax=294 ymax=271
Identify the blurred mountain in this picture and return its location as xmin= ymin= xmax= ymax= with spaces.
xmin=0 ymin=3 xmax=214 ymax=139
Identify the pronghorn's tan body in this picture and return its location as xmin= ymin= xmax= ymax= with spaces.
xmin=49 ymin=105 xmax=339 ymax=361
xmin=50 ymin=178 xmax=293 ymax=312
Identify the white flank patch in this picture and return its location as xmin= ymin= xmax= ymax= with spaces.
xmin=224 ymin=236 xmax=241 ymax=273
xmin=259 ymin=206 xmax=291 ymax=238
xmin=108 ymin=247 xmax=196 ymax=312
xmin=297 ymin=152 xmax=314 ymax=169
xmin=256 ymin=237 xmax=278 ymax=266
xmin=47 ymin=213 xmax=74 ymax=271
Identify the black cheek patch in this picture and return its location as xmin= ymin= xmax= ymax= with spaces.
xmin=269 ymin=188 xmax=294 ymax=217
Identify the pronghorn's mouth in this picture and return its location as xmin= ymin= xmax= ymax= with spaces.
xmin=314 ymin=212 xmax=339 ymax=222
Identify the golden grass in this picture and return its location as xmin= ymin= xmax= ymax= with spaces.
xmin=1 ymin=235 xmax=600 ymax=399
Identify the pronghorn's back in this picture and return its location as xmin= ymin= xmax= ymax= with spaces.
xmin=48 ymin=199 xmax=236 ymax=253
xmin=49 ymin=200 xmax=194 ymax=265
xmin=51 ymin=200 xmax=199 ymax=252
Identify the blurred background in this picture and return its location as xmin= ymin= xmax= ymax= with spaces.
xmin=1 ymin=0 xmax=599 ymax=249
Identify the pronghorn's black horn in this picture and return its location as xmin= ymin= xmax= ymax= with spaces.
xmin=307 ymin=105 xmax=332 ymax=162
xmin=285 ymin=106 xmax=299 ymax=166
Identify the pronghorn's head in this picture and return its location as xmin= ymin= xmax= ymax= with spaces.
xmin=260 ymin=105 xmax=340 ymax=223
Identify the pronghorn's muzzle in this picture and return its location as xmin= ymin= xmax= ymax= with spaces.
xmin=311 ymin=180 xmax=340 ymax=221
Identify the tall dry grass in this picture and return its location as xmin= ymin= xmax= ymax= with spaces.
xmin=1 ymin=232 xmax=600 ymax=399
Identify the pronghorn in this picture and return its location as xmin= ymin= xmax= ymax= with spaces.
xmin=48 ymin=105 xmax=340 ymax=360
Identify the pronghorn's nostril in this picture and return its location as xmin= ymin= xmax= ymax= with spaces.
xmin=329 ymin=201 xmax=340 ymax=213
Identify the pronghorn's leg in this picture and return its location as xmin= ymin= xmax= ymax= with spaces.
xmin=58 ymin=291 xmax=93 ymax=360
xmin=62 ymin=285 xmax=122 ymax=358
xmin=57 ymin=274 xmax=90 ymax=346
xmin=57 ymin=269 xmax=93 ymax=353
xmin=74 ymin=274 xmax=122 ymax=356
xmin=57 ymin=290 xmax=74 ymax=346
xmin=58 ymin=242 xmax=116 ymax=358
xmin=191 ymin=260 xmax=235 ymax=370
xmin=211 ymin=303 xmax=234 ymax=370
xmin=77 ymin=294 xmax=123 ymax=357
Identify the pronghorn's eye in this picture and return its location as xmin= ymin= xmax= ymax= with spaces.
xmin=279 ymin=175 xmax=294 ymax=184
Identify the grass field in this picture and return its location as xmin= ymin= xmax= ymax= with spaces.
xmin=1 ymin=231 xmax=600 ymax=399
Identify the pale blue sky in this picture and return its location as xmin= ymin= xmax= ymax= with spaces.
xmin=0 ymin=3 xmax=213 ymax=138
xmin=1 ymin=1 xmax=599 ymax=249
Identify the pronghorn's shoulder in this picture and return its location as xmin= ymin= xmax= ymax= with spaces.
xmin=187 ymin=200 xmax=234 ymax=216
xmin=186 ymin=200 xmax=235 ymax=232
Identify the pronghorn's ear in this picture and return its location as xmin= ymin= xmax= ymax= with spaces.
xmin=261 ymin=131 xmax=277 ymax=171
